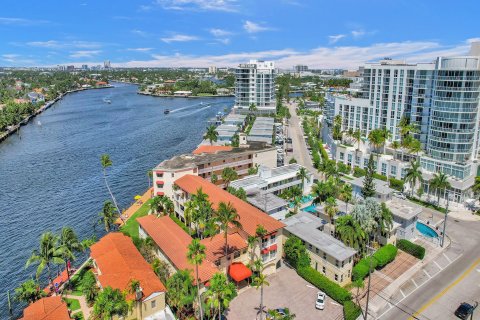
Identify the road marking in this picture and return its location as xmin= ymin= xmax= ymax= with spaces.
xmin=423 ymin=269 xmax=432 ymax=279
xmin=434 ymin=260 xmax=443 ymax=270
xmin=306 ymin=285 xmax=316 ymax=289
xmin=400 ymin=289 xmax=406 ymax=298
xmin=443 ymin=253 xmax=452 ymax=263
xmin=330 ymin=301 xmax=341 ymax=306
xmin=408 ymin=258 xmax=480 ymax=320
xmin=411 ymin=279 xmax=418 ymax=288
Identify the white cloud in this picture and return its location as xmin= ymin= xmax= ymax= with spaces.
xmin=69 ymin=50 xmax=101 ymax=58
xmin=1 ymin=54 xmax=36 ymax=65
xmin=126 ymin=48 xmax=153 ymax=52
xmin=351 ymin=30 xmax=365 ymax=38
xmin=161 ymin=34 xmax=200 ymax=43
xmin=155 ymin=0 xmax=238 ymax=12
xmin=0 ymin=17 xmax=48 ymax=26
xmin=243 ymin=21 xmax=272 ymax=34
xmin=328 ymin=34 xmax=345 ymax=44
xmin=131 ymin=29 xmax=149 ymax=37
xmin=209 ymin=28 xmax=232 ymax=37
xmin=26 ymin=40 xmax=102 ymax=49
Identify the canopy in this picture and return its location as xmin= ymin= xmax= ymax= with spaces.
xmin=134 ymin=195 xmax=142 ymax=200
xmin=229 ymin=262 xmax=252 ymax=282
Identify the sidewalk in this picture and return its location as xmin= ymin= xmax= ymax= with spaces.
xmin=63 ymin=294 xmax=92 ymax=319
xmin=115 ymin=187 xmax=153 ymax=226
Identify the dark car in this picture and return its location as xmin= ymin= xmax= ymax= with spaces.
xmin=454 ymin=302 xmax=475 ymax=319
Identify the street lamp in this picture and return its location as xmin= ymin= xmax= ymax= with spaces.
xmin=440 ymin=191 xmax=450 ymax=247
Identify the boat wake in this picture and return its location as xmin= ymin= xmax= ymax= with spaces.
xmin=177 ymin=105 xmax=212 ymax=117
xmin=170 ymin=102 xmax=204 ymax=113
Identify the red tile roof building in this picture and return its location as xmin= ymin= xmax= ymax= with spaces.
xmin=20 ymin=296 xmax=71 ymax=320
xmin=192 ymin=145 xmax=233 ymax=155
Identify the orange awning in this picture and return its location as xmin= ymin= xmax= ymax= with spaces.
xmin=156 ymin=192 xmax=164 ymax=196
xmin=229 ymin=262 xmax=252 ymax=282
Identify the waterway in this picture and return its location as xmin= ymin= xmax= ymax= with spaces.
xmin=0 ymin=83 xmax=234 ymax=317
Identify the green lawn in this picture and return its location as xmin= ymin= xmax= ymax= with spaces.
xmin=406 ymin=196 xmax=447 ymax=213
xmin=72 ymin=311 xmax=84 ymax=320
xmin=120 ymin=198 xmax=153 ymax=240
xmin=64 ymin=298 xmax=81 ymax=311
xmin=66 ymin=263 xmax=92 ymax=296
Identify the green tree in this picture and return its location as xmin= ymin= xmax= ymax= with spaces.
xmin=391 ymin=140 xmax=400 ymax=159
xmin=166 ymin=270 xmax=197 ymax=317
xmin=324 ymin=196 xmax=338 ymax=225
xmin=215 ymin=201 xmax=242 ymax=275
xmin=221 ymin=167 xmax=238 ymax=189
xmin=92 ymin=286 xmax=129 ymax=320
xmin=82 ymin=270 xmax=99 ymax=305
xmin=100 ymin=154 xmax=123 ymax=222
xmin=404 ymin=160 xmax=423 ymax=197
xmin=253 ymin=265 xmax=270 ymax=320
xmin=204 ymin=125 xmax=219 ymax=145
xmin=25 ymin=232 xmax=66 ymax=291
xmin=267 ymin=308 xmax=296 ymax=320
xmin=353 ymin=129 xmax=362 ymax=151
xmin=335 ymin=215 xmax=366 ymax=251
xmin=211 ymin=173 xmax=218 ymax=184
xmin=380 ymin=127 xmax=392 ymax=154
xmin=98 ymin=200 xmax=118 ymax=232
xmin=151 ymin=195 xmax=164 ymax=215
xmin=289 ymin=157 xmax=297 ymax=164
xmin=296 ymin=167 xmax=309 ymax=191
xmin=430 ymin=172 xmax=451 ymax=206
xmin=339 ymin=184 xmax=353 ymax=213
xmin=14 ymin=279 xmax=46 ymax=304
xmin=59 ymin=226 xmax=84 ymax=285
xmin=128 ymin=279 xmax=143 ymax=320
xmin=283 ymin=236 xmax=311 ymax=269
xmin=311 ymin=178 xmax=338 ymax=206
xmin=152 ymin=258 xmax=170 ymax=285
xmin=187 ymin=239 xmax=207 ymax=320
xmin=361 ymin=154 xmax=376 ymax=198
xmin=205 ymin=273 xmax=237 ymax=320
xmin=472 ymin=176 xmax=480 ymax=200
xmin=377 ymin=203 xmax=394 ymax=237
xmin=368 ymin=129 xmax=385 ymax=153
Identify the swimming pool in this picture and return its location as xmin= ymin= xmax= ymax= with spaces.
xmin=302 ymin=204 xmax=317 ymax=213
xmin=289 ymin=195 xmax=314 ymax=208
xmin=416 ymin=221 xmax=438 ymax=238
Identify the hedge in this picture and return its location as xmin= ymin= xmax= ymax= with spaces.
xmin=397 ymin=239 xmax=426 ymax=260
xmin=353 ymin=167 xmax=365 ymax=177
xmin=352 ymin=256 xmax=378 ymax=281
xmin=373 ymin=173 xmax=388 ymax=181
xmin=343 ymin=300 xmax=362 ymax=320
xmin=297 ymin=266 xmax=352 ymax=303
xmin=389 ymin=177 xmax=405 ymax=192
xmin=373 ymin=244 xmax=398 ymax=268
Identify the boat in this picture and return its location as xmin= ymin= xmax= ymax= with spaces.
xmin=103 ymin=98 xmax=111 ymax=104
xmin=164 ymin=109 xmax=170 ymax=114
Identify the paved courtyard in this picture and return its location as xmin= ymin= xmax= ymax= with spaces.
xmin=227 ymin=267 xmax=343 ymax=320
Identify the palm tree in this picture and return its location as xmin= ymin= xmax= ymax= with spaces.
xmin=408 ymin=138 xmax=422 ymax=156
xmin=92 ymin=286 xmax=129 ymax=319
xmin=221 ymin=167 xmax=238 ymax=189
xmin=391 ymin=140 xmax=400 ymax=159
xmin=147 ymin=170 xmax=153 ymax=189
xmin=404 ymin=160 xmax=423 ymax=197
xmin=253 ymin=267 xmax=270 ymax=320
xmin=351 ymin=279 xmax=365 ymax=305
xmin=381 ymin=127 xmax=392 ymax=154
xmin=353 ymin=129 xmax=362 ymax=151
xmin=205 ymin=273 xmax=237 ymax=320
xmin=296 ymin=167 xmax=308 ymax=191
xmin=15 ymin=279 xmax=46 ymax=304
xmin=430 ymin=172 xmax=451 ymax=206
xmin=187 ymin=239 xmax=207 ymax=320
xmin=166 ymin=270 xmax=197 ymax=317
xmin=98 ymin=200 xmax=119 ymax=232
xmin=151 ymin=196 xmax=164 ymax=215
xmin=339 ymin=184 xmax=353 ymax=214
xmin=25 ymin=232 xmax=65 ymax=291
xmin=247 ymin=235 xmax=258 ymax=267
xmin=377 ymin=203 xmax=394 ymax=238
xmin=100 ymin=154 xmax=123 ymax=222
xmin=249 ymin=103 xmax=258 ymax=114
xmin=368 ymin=129 xmax=384 ymax=153
xmin=59 ymin=227 xmax=84 ymax=285
xmin=204 ymin=125 xmax=219 ymax=145
xmin=267 ymin=308 xmax=296 ymax=320
xmin=324 ymin=196 xmax=338 ymax=225
xmin=152 ymin=258 xmax=171 ymax=285
xmin=211 ymin=173 xmax=218 ymax=184
xmin=215 ymin=201 xmax=242 ymax=275
xmin=128 ymin=279 xmax=143 ymax=320
xmin=163 ymin=197 xmax=174 ymax=216
xmin=398 ymin=117 xmax=419 ymax=143
xmin=335 ymin=215 xmax=366 ymax=251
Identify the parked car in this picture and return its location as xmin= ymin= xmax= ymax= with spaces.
xmin=315 ymin=291 xmax=326 ymax=310
xmin=454 ymin=302 xmax=477 ymax=319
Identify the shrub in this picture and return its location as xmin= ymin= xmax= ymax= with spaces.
xmin=319 ymin=142 xmax=329 ymax=161
xmin=352 ymin=257 xmax=378 ymax=281
xmin=337 ymin=162 xmax=351 ymax=175
xmin=389 ymin=177 xmax=405 ymax=191
xmin=284 ymin=236 xmax=311 ymax=269
xmin=373 ymin=173 xmax=388 ymax=181
xmin=297 ymin=266 xmax=352 ymax=303
xmin=373 ymin=244 xmax=398 ymax=268
xmin=353 ymin=167 xmax=365 ymax=177
xmin=397 ymin=239 xmax=426 ymax=260
xmin=343 ymin=300 xmax=362 ymax=320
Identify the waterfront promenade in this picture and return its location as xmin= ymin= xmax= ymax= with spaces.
xmin=115 ymin=187 xmax=153 ymax=225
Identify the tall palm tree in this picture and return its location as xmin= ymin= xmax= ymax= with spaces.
xmin=377 ymin=203 xmax=394 ymax=238
xmin=59 ymin=227 xmax=84 ymax=284
xmin=204 ymin=125 xmax=219 ymax=145
xmin=187 ymin=239 xmax=207 ymax=320
xmin=151 ymin=195 xmax=164 ymax=215
xmin=404 ymin=160 xmax=423 ymax=197
xmin=430 ymin=172 xmax=451 ymax=206
xmin=391 ymin=140 xmax=400 ymax=159
xmin=100 ymin=154 xmax=123 ymax=222
xmin=221 ymin=167 xmax=238 ymax=189
xmin=205 ymin=273 xmax=237 ymax=320
xmin=368 ymin=129 xmax=384 ymax=153
xmin=408 ymin=138 xmax=422 ymax=156
xmin=296 ymin=167 xmax=308 ymax=191
xmin=324 ymin=197 xmax=338 ymax=226
xmin=128 ymin=279 xmax=143 ymax=320
xmin=92 ymin=286 xmax=129 ymax=319
xmin=166 ymin=270 xmax=197 ymax=317
xmin=253 ymin=265 xmax=270 ymax=320
xmin=215 ymin=201 xmax=242 ymax=275
xmin=353 ymin=129 xmax=362 ymax=151
xmin=99 ymin=200 xmax=119 ymax=232
xmin=335 ymin=215 xmax=366 ymax=251
xmin=381 ymin=127 xmax=392 ymax=154
xmin=339 ymin=184 xmax=353 ymax=214
xmin=25 ymin=232 xmax=65 ymax=291
xmin=147 ymin=170 xmax=153 ymax=189
xmin=247 ymin=235 xmax=258 ymax=267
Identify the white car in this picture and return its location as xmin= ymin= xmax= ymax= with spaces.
xmin=316 ymin=291 xmax=326 ymax=310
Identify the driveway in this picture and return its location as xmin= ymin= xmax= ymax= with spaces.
xmin=227 ymin=267 xmax=343 ymax=320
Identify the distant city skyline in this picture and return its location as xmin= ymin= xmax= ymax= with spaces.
xmin=1 ymin=0 xmax=479 ymax=69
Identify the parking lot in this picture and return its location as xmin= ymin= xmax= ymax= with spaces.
xmin=227 ymin=267 xmax=343 ymax=320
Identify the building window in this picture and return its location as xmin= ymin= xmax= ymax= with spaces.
xmin=335 ymin=260 xmax=339 ymax=267
xmin=341 ymin=275 xmax=343 ymax=283
xmin=151 ymin=300 xmax=156 ymax=309
xmin=322 ymin=266 xmax=326 ymax=274
xmin=335 ymin=274 xmax=338 ymax=281
xmin=391 ymin=165 xmax=397 ymax=175
xmin=339 ymin=152 xmax=344 ymax=161
xmin=234 ymin=251 xmax=240 ymax=259
xmin=342 ymin=261 xmax=345 ymax=268
xmin=323 ymin=253 xmax=326 ymax=260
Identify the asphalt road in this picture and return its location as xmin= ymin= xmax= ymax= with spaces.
xmin=378 ymin=212 xmax=480 ymax=320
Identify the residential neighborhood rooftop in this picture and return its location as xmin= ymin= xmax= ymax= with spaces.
xmin=386 ymin=197 xmax=423 ymax=220
xmin=349 ymin=176 xmax=395 ymax=196
xmin=283 ymin=211 xmax=357 ymax=261
xmin=20 ymin=296 xmax=71 ymax=320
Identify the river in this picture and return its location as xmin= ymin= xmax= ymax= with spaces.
xmin=0 ymin=83 xmax=234 ymax=317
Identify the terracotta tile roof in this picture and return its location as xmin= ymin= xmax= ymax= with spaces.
xmin=175 ymin=175 xmax=285 ymax=236
xmin=137 ymin=215 xmax=219 ymax=283
xmin=90 ymin=233 xmax=166 ymax=301
xmin=21 ymin=296 xmax=71 ymax=320
xmin=200 ymin=232 xmax=247 ymax=262
xmin=193 ymin=145 xmax=233 ymax=155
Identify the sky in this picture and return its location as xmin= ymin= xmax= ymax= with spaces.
xmin=1 ymin=0 xmax=479 ymax=69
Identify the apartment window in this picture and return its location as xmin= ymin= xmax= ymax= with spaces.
xmin=381 ymin=163 xmax=387 ymax=175
xmin=323 ymin=253 xmax=327 ymax=260
xmin=322 ymin=266 xmax=326 ymax=274
xmin=308 ymin=244 xmax=313 ymax=250
xmin=151 ymin=300 xmax=156 ymax=309
xmin=315 ymin=262 xmax=318 ymax=270
xmin=339 ymin=152 xmax=344 ymax=161
xmin=156 ymin=173 xmax=163 ymax=178
xmin=335 ymin=260 xmax=339 ymax=267
xmin=171 ymin=173 xmax=174 ymax=178
xmin=341 ymin=261 xmax=345 ymax=268
xmin=316 ymin=248 xmax=319 ymax=254
xmin=391 ymin=165 xmax=397 ymax=176
xmin=234 ymin=251 xmax=240 ymax=259
xmin=341 ymin=275 xmax=344 ymax=283
xmin=348 ymin=270 xmax=351 ymax=277
xmin=335 ymin=274 xmax=338 ymax=281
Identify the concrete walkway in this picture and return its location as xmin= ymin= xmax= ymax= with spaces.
xmin=63 ymin=294 xmax=92 ymax=319
xmin=115 ymin=187 xmax=152 ymax=225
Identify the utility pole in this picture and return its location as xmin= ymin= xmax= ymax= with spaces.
xmin=364 ymin=243 xmax=375 ymax=320
xmin=440 ymin=191 xmax=450 ymax=247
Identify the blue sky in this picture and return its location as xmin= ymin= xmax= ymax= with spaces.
xmin=1 ymin=0 xmax=479 ymax=68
